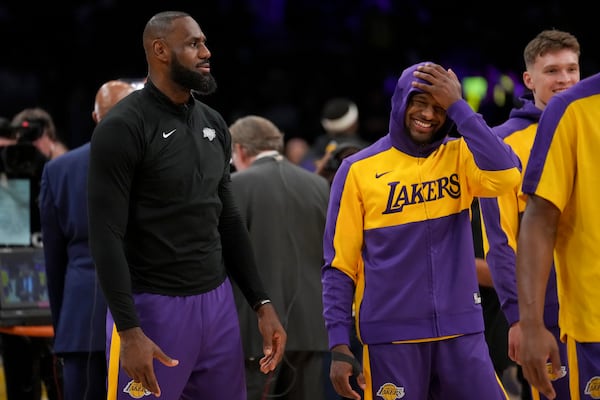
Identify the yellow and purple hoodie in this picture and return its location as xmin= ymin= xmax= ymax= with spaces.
xmin=321 ymin=62 xmax=521 ymax=348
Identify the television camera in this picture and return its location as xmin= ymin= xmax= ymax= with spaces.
xmin=0 ymin=118 xmax=48 ymax=178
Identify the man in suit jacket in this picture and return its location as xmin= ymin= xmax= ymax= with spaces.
xmin=39 ymin=80 xmax=135 ymax=400
xmin=229 ymin=115 xmax=332 ymax=400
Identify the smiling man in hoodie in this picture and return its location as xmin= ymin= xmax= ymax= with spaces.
xmin=321 ymin=62 xmax=521 ymax=400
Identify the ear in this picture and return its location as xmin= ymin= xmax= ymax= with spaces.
xmin=92 ymin=110 xmax=99 ymax=124
xmin=523 ymin=71 xmax=534 ymax=91
xmin=232 ymin=143 xmax=247 ymax=171
xmin=152 ymin=39 xmax=169 ymax=62
xmin=233 ymin=143 xmax=248 ymax=162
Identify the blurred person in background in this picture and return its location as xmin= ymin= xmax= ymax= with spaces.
xmin=11 ymin=108 xmax=68 ymax=161
xmin=315 ymin=141 xmax=366 ymax=186
xmin=302 ymin=98 xmax=369 ymax=171
xmin=229 ymin=115 xmax=331 ymax=400
xmin=1 ymin=108 xmax=65 ymax=400
xmin=315 ymin=139 xmax=365 ymax=400
xmin=39 ymin=80 xmax=136 ymax=400
xmin=283 ymin=136 xmax=309 ymax=166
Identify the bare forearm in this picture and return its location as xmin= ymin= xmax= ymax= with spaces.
xmin=516 ymin=195 xmax=559 ymax=327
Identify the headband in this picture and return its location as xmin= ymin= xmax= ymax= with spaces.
xmin=321 ymin=103 xmax=358 ymax=133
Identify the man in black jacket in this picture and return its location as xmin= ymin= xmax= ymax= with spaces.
xmin=87 ymin=11 xmax=286 ymax=400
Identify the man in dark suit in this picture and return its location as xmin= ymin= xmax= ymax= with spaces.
xmin=229 ymin=115 xmax=332 ymax=400
xmin=38 ymin=80 xmax=135 ymax=400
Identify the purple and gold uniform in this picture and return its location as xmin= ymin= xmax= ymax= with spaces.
xmin=522 ymin=72 xmax=600 ymax=399
xmin=321 ymin=62 xmax=520 ymax=399
xmin=479 ymin=95 xmax=569 ymax=399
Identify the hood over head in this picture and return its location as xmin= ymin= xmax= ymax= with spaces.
xmin=388 ymin=61 xmax=456 ymax=157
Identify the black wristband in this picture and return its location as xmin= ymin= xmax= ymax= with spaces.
xmin=252 ymin=299 xmax=272 ymax=312
xmin=331 ymin=351 xmax=362 ymax=375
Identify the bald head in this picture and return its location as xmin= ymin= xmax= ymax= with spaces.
xmin=92 ymin=80 xmax=135 ymax=123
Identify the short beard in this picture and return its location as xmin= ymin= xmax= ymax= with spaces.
xmin=170 ymin=55 xmax=217 ymax=96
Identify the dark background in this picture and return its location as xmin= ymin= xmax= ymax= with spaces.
xmin=0 ymin=0 xmax=597 ymax=149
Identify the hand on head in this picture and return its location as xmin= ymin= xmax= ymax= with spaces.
xmin=411 ymin=63 xmax=462 ymax=110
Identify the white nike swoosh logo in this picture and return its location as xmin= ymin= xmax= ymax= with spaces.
xmin=162 ymin=129 xmax=176 ymax=138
